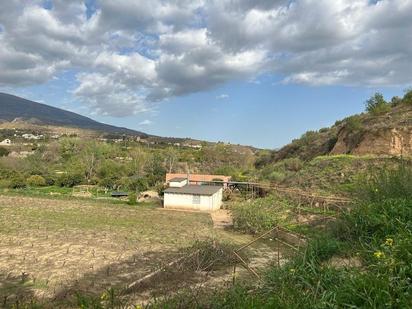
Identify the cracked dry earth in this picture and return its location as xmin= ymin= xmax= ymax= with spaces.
xmin=0 ymin=195 xmax=215 ymax=305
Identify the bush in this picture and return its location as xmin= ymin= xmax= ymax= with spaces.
xmin=230 ymin=196 xmax=290 ymax=234
xmin=57 ymin=172 xmax=83 ymax=187
xmin=9 ymin=174 xmax=26 ymax=189
xmin=127 ymin=192 xmax=137 ymax=205
xmin=0 ymin=147 xmax=9 ymax=157
xmin=267 ymin=171 xmax=286 ymax=182
xmin=345 ymin=115 xmax=363 ymax=132
xmin=365 ymin=92 xmax=391 ymax=115
xmin=26 ymin=175 xmax=46 ymax=187
xmin=354 ymin=162 xmax=412 ymax=202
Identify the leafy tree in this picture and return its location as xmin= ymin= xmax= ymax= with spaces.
xmin=164 ymin=147 xmax=178 ymax=173
xmin=403 ymin=88 xmax=412 ymax=105
xmin=365 ymin=92 xmax=390 ymax=115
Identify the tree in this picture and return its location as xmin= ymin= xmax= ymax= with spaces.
xmin=81 ymin=141 xmax=102 ymax=184
xmin=403 ymin=88 xmax=412 ymax=105
xmin=164 ymin=147 xmax=178 ymax=173
xmin=365 ymin=93 xmax=390 ymax=115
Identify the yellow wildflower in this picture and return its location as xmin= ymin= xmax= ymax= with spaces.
xmin=289 ymin=268 xmax=296 ymax=273
xmin=100 ymin=292 xmax=108 ymax=300
xmin=385 ymin=238 xmax=393 ymax=246
xmin=374 ymin=251 xmax=385 ymax=259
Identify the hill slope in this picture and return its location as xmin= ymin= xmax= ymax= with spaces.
xmin=0 ymin=93 xmax=148 ymax=137
xmin=266 ymin=92 xmax=412 ymax=163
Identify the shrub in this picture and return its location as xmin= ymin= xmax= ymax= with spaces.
xmin=230 ymin=196 xmax=290 ymax=234
xmin=345 ymin=115 xmax=362 ymax=132
xmin=390 ymin=95 xmax=402 ymax=107
xmin=9 ymin=174 xmax=26 ymax=188
xmin=283 ymin=158 xmax=304 ymax=172
xmin=0 ymin=147 xmax=9 ymax=157
xmin=127 ymin=192 xmax=137 ymax=205
xmin=26 ymin=175 xmax=46 ymax=187
xmin=267 ymin=171 xmax=286 ymax=182
xmin=57 ymin=172 xmax=83 ymax=187
xmin=365 ymin=92 xmax=391 ymax=115
xmin=354 ymin=162 xmax=412 ymax=202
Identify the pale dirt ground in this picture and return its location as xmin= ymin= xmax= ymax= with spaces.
xmin=0 ymin=195 xmax=289 ymax=307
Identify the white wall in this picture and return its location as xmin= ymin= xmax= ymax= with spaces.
xmin=164 ymin=189 xmax=222 ymax=211
xmin=169 ymin=179 xmax=188 ymax=187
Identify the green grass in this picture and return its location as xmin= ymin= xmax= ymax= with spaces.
xmin=154 ymin=163 xmax=412 ymax=308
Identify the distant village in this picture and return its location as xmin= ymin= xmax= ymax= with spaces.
xmin=0 ymin=127 xmax=205 ymax=159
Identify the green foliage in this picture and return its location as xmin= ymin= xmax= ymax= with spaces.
xmin=345 ymin=115 xmax=363 ymax=132
xmin=56 ymin=172 xmax=83 ymax=187
xmin=230 ymin=195 xmax=292 ymax=234
xmin=402 ymin=88 xmax=412 ymax=105
xmin=26 ymin=175 xmax=46 ymax=187
xmin=354 ymin=161 xmax=412 ymax=202
xmin=200 ymin=163 xmax=412 ymax=308
xmin=365 ymin=92 xmax=391 ymax=115
xmin=0 ymin=146 xmax=9 ymax=157
xmin=127 ymin=192 xmax=137 ymax=205
xmin=9 ymin=173 xmax=27 ymax=188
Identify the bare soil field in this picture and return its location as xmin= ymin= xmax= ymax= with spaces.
xmin=0 ymin=195 xmax=271 ymax=307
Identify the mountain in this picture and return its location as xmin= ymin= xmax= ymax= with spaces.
xmin=0 ymin=92 xmax=148 ymax=137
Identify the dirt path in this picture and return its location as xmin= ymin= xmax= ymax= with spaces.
xmin=210 ymin=210 xmax=233 ymax=229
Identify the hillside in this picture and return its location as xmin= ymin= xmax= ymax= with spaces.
xmin=265 ymin=91 xmax=412 ymax=164
xmin=0 ymin=93 xmax=148 ymax=137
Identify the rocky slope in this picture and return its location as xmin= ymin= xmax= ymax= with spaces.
xmin=269 ymin=95 xmax=412 ymax=163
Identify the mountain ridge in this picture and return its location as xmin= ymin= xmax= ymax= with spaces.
xmin=0 ymin=92 xmax=149 ymax=137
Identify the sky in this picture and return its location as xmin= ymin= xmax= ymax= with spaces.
xmin=0 ymin=0 xmax=411 ymax=149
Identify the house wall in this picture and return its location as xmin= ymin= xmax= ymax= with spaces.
xmin=169 ymin=179 xmax=188 ymax=187
xmin=164 ymin=189 xmax=222 ymax=211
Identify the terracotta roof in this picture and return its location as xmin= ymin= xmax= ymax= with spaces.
xmin=164 ymin=185 xmax=222 ymax=196
xmin=169 ymin=177 xmax=188 ymax=182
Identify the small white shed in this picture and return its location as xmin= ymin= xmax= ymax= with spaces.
xmin=0 ymin=139 xmax=11 ymax=146
xmin=168 ymin=177 xmax=188 ymax=188
xmin=163 ymin=185 xmax=223 ymax=211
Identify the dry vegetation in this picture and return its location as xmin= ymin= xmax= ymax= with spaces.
xmin=0 ymin=195 xmax=283 ymax=307
xmin=0 ymin=195 xmax=220 ymax=306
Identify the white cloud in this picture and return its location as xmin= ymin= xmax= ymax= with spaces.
xmin=216 ymin=94 xmax=229 ymax=99
xmin=139 ymin=119 xmax=153 ymax=126
xmin=0 ymin=0 xmax=411 ymax=116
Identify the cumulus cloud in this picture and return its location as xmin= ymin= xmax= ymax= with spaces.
xmin=0 ymin=0 xmax=411 ymax=116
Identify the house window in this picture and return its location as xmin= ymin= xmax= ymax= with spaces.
xmin=192 ymin=195 xmax=201 ymax=204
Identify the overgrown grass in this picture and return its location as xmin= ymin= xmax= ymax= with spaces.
xmin=156 ymin=163 xmax=412 ymax=308
xmin=229 ymin=195 xmax=294 ymax=234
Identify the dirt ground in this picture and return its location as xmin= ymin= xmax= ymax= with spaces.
xmin=0 ymin=195 xmax=283 ymax=307
xmin=0 ymin=195 xmax=217 ymax=305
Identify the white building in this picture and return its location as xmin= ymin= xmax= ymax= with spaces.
xmin=0 ymin=139 xmax=11 ymax=146
xmin=22 ymin=133 xmax=42 ymax=140
xmin=164 ymin=178 xmax=223 ymax=212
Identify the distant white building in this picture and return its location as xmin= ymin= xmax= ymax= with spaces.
xmin=22 ymin=133 xmax=43 ymax=140
xmin=0 ymin=139 xmax=12 ymax=146
xmin=163 ymin=177 xmax=223 ymax=212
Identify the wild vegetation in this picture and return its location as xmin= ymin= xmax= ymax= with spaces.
xmin=1 ymin=90 xmax=412 ymax=307
xmin=152 ymin=162 xmax=412 ymax=308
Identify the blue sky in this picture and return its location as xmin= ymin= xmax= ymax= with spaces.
xmin=0 ymin=1 xmax=411 ymax=149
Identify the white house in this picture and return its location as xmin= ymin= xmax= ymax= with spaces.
xmin=168 ymin=177 xmax=188 ymax=188
xmin=0 ymin=139 xmax=11 ymax=146
xmin=22 ymin=133 xmax=42 ymax=140
xmin=164 ymin=179 xmax=223 ymax=212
